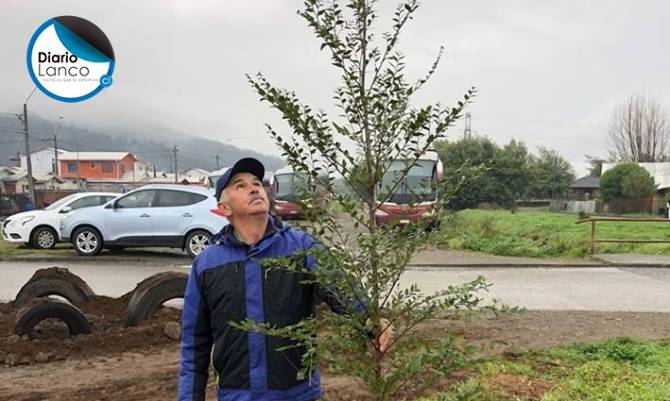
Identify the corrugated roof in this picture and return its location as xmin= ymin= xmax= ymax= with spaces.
xmin=570 ymin=176 xmax=600 ymax=189
xmin=182 ymin=168 xmax=210 ymax=175
xmin=2 ymin=172 xmax=63 ymax=183
xmin=59 ymin=152 xmax=133 ymax=161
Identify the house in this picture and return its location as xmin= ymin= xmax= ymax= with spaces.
xmin=8 ymin=156 xmax=20 ymax=168
xmin=0 ymin=167 xmax=16 ymax=193
xmin=20 ymin=147 xmax=68 ymax=176
xmin=0 ymin=166 xmax=13 ymax=180
xmin=139 ymin=172 xmax=178 ymax=184
xmin=59 ymin=152 xmax=137 ymax=180
xmin=0 ymin=167 xmax=25 ymax=194
xmin=1 ymin=170 xmax=79 ymax=194
xmin=180 ymin=168 xmax=210 ymax=185
xmin=133 ymin=159 xmax=152 ymax=180
xmin=105 ymin=159 xmax=152 ymax=183
xmin=569 ymin=176 xmax=600 ymax=200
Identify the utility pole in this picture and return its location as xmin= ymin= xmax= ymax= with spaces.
xmin=41 ymin=134 xmax=59 ymax=174
xmin=76 ymin=150 xmax=81 ymax=191
xmin=215 ymin=154 xmax=220 ymax=170
xmin=53 ymin=135 xmax=59 ymax=175
xmin=22 ymin=103 xmax=35 ymax=206
xmin=53 ymin=116 xmax=62 ymax=176
xmin=172 ymin=144 xmax=179 ymax=184
xmin=168 ymin=150 xmax=173 ymax=174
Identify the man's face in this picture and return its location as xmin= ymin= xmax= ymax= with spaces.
xmin=218 ymin=172 xmax=269 ymax=218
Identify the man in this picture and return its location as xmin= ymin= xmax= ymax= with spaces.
xmin=178 ymin=157 xmax=390 ymax=401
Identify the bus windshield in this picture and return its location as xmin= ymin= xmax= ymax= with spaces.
xmin=274 ymin=173 xmax=310 ymax=201
xmin=380 ymin=159 xmax=437 ymax=203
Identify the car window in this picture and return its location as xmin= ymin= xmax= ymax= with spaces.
xmin=102 ymin=196 xmax=117 ymax=204
xmin=117 ymin=190 xmax=157 ymax=208
xmin=45 ymin=194 xmax=79 ymax=210
xmin=156 ymin=190 xmax=207 ymax=207
xmin=68 ymin=196 xmax=110 ymax=210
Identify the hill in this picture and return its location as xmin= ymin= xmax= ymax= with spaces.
xmin=0 ymin=115 xmax=285 ymax=172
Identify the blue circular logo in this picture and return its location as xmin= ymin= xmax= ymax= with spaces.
xmin=27 ymin=16 xmax=115 ymax=103
xmin=100 ymin=74 xmax=113 ymax=87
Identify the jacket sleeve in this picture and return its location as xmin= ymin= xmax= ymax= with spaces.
xmin=302 ymin=233 xmax=367 ymax=316
xmin=178 ymin=257 xmax=213 ymax=401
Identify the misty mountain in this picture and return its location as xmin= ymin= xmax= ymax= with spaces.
xmin=0 ymin=115 xmax=286 ymax=173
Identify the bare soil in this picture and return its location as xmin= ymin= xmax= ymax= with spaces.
xmin=2 ymin=304 xmax=670 ymax=401
xmin=0 ymin=295 xmax=181 ymax=366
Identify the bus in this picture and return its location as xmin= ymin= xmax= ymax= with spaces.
xmin=375 ymin=151 xmax=443 ymax=226
xmin=271 ymin=166 xmax=330 ymax=219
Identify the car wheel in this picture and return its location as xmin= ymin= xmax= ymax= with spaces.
xmin=72 ymin=227 xmax=103 ymax=256
xmin=31 ymin=227 xmax=57 ymax=250
xmin=185 ymin=230 xmax=211 ymax=258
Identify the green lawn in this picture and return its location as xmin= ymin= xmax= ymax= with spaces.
xmin=437 ymin=209 xmax=670 ymax=257
xmin=420 ymin=338 xmax=670 ymax=401
xmin=0 ymin=218 xmax=72 ymax=257
xmin=0 ymin=238 xmax=71 ymax=257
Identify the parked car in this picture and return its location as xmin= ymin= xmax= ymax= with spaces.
xmin=60 ymin=184 xmax=228 ymax=258
xmin=1 ymin=192 xmax=119 ymax=249
xmin=272 ymin=166 xmax=329 ymax=219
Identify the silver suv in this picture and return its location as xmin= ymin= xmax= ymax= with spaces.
xmin=61 ymin=184 xmax=228 ymax=257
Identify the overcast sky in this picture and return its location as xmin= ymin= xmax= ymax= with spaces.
xmin=2 ymin=0 xmax=669 ymax=175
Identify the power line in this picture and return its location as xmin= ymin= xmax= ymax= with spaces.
xmin=133 ymin=149 xmax=174 ymax=155
xmin=0 ymin=128 xmax=25 ymax=135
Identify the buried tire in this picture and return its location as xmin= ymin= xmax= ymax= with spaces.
xmin=13 ymin=267 xmax=95 ymax=309
xmin=125 ymin=272 xmax=188 ymax=327
xmin=15 ymin=298 xmax=91 ymax=338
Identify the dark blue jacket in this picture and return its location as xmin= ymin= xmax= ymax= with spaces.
xmin=178 ymin=217 xmax=354 ymax=401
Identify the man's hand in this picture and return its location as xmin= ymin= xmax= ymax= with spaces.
xmin=377 ymin=318 xmax=393 ymax=353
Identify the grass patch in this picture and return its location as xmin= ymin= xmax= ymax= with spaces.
xmin=420 ymin=338 xmax=670 ymax=401
xmin=0 ymin=219 xmax=72 ymax=257
xmin=0 ymin=238 xmax=72 ymax=257
xmin=437 ymin=209 xmax=670 ymax=257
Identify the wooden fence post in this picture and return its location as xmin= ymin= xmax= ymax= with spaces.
xmin=590 ymin=220 xmax=596 ymax=255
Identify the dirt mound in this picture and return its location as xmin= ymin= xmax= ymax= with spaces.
xmin=0 ymin=295 xmax=180 ymax=367
xmin=25 ymin=266 xmax=89 ymax=285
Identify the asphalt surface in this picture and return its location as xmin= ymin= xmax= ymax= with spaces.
xmin=402 ymin=266 xmax=670 ymax=312
xmin=1 ymin=261 xmax=669 ymax=312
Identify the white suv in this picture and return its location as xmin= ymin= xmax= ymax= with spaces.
xmin=2 ymin=192 xmax=118 ymax=249
xmin=60 ymin=184 xmax=227 ymax=258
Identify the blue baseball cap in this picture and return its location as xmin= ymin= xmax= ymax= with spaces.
xmin=214 ymin=157 xmax=265 ymax=201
